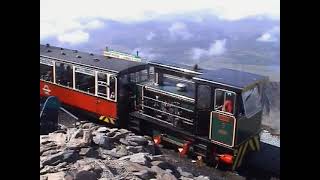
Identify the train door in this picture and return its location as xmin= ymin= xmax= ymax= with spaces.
xmin=96 ymin=72 xmax=117 ymax=117
xmin=209 ymin=89 xmax=237 ymax=147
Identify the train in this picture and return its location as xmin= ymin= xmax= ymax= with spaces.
xmin=40 ymin=44 xmax=269 ymax=171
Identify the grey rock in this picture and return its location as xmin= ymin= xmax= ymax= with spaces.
xmin=133 ymin=170 xmax=156 ymax=180
xmin=96 ymin=127 xmax=109 ymax=133
xmin=180 ymin=177 xmax=194 ymax=180
xmin=124 ymin=161 xmax=151 ymax=172
xmin=144 ymin=141 xmax=156 ymax=155
xmin=119 ymin=153 xmax=151 ymax=166
xmin=79 ymin=147 xmax=92 ymax=156
xmin=108 ymin=131 xmax=129 ymax=142
xmin=151 ymin=161 xmax=179 ymax=177
xmin=177 ymin=167 xmax=193 ymax=178
xmin=165 ymin=169 xmax=173 ymax=174
xmin=119 ymin=138 xmax=129 ymax=145
xmin=74 ymin=170 xmax=98 ymax=180
xmin=40 ymin=175 xmax=48 ymax=180
xmin=156 ymin=173 xmax=177 ymax=180
xmin=127 ymin=146 xmax=144 ymax=153
xmin=82 ymin=122 xmax=97 ymax=129
xmin=194 ymin=175 xmax=210 ymax=180
xmin=42 ymin=149 xmax=78 ymax=166
xmin=150 ymin=165 xmax=166 ymax=174
xmin=46 ymin=171 xmax=67 ymax=180
xmin=41 ymin=149 xmax=61 ymax=157
xmin=40 ymin=144 xmax=59 ymax=156
xmin=93 ymin=134 xmax=111 ymax=149
xmin=40 ymin=162 xmax=68 ymax=175
xmin=125 ymin=135 xmax=148 ymax=146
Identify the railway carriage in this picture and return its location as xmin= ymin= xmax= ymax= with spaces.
xmin=40 ymin=44 xmax=148 ymax=127
xmin=40 ymin=44 xmax=268 ymax=171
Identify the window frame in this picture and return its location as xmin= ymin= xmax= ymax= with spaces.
xmin=40 ymin=57 xmax=54 ymax=83
xmin=96 ymin=71 xmax=117 ymax=102
xmin=214 ymin=88 xmax=236 ymax=115
xmin=74 ymin=65 xmax=96 ymax=95
xmin=40 ymin=57 xmax=118 ymax=102
xmin=241 ymin=86 xmax=262 ymax=118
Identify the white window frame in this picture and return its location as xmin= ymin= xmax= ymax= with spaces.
xmin=74 ymin=66 xmax=96 ymax=95
xmin=40 ymin=57 xmax=54 ymax=83
xmin=214 ymin=88 xmax=236 ymax=115
xmin=96 ymin=71 xmax=117 ymax=102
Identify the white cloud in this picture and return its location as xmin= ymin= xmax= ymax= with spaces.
xmin=257 ymin=26 xmax=280 ymax=42
xmin=146 ymin=32 xmax=156 ymax=40
xmin=41 ymin=0 xmax=279 ymax=43
xmin=191 ymin=39 xmax=227 ymax=60
xmin=84 ymin=20 xmax=105 ymax=30
xmin=168 ymin=22 xmax=193 ymax=40
xmin=57 ymin=30 xmax=89 ymax=45
xmin=208 ymin=39 xmax=227 ymax=55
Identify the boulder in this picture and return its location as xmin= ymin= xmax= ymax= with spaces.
xmin=133 ymin=170 xmax=156 ymax=180
xmin=125 ymin=135 xmax=148 ymax=146
xmin=74 ymin=170 xmax=98 ymax=180
xmin=177 ymin=167 xmax=193 ymax=178
xmin=119 ymin=153 xmax=151 ymax=166
xmin=156 ymin=173 xmax=177 ymax=180
xmin=41 ymin=149 xmax=78 ymax=166
xmin=46 ymin=171 xmax=67 ymax=180
xmin=92 ymin=134 xmax=111 ymax=149
xmin=126 ymin=146 xmax=144 ymax=153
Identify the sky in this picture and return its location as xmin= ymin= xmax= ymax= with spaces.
xmin=40 ymin=0 xmax=280 ymax=81
xmin=41 ymin=0 xmax=279 ymax=42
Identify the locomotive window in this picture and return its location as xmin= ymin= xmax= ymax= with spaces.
xmin=242 ymin=86 xmax=262 ymax=118
xmin=40 ymin=63 xmax=53 ymax=82
xmin=109 ymin=76 xmax=116 ymax=101
xmin=55 ymin=62 xmax=73 ymax=88
xmin=214 ymin=89 xmax=236 ymax=114
xmin=75 ymin=66 xmax=95 ymax=94
xmin=197 ymin=85 xmax=211 ymax=109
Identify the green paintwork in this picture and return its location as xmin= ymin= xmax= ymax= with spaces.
xmin=210 ymin=112 xmax=235 ymax=146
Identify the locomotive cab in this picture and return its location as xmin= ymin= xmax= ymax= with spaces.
xmin=194 ymin=68 xmax=268 ymax=148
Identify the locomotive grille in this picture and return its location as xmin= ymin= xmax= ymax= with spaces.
xmin=139 ymin=87 xmax=195 ymax=132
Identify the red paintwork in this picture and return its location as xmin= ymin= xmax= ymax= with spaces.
xmin=40 ymin=80 xmax=117 ymax=118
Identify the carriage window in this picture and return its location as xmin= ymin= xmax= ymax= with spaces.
xmin=75 ymin=66 xmax=95 ymax=94
xmin=214 ymin=89 xmax=236 ymax=114
xmin=109 ymin=76 xmax=116 ymax=100
xmin=97 ymin=73 xmax=108 ymax=98
xmin=197 ymin=85 xmax=211 ymax=109
xmin=55 ymin=62 xmax=73 ymax=87
xmin=40 ymin=64 xmax=53 ymax=82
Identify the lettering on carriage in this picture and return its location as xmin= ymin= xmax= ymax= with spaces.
xmin=42 ymin=85 xmax=51 ymax=95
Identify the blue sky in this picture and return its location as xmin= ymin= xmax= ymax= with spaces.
xmin=41 ymin=0 xmax=279 ymax=43
xmin=40 ymin=0 xmax=280 ymax=81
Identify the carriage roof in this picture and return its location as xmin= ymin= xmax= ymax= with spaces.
xmin=40 ymin=44 xmax=147 ymax=74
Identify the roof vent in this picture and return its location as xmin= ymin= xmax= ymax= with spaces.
xmin=193 ymin=64 xmax=199 ymax=71
xmin=46 ymin=44 xmax=50 ymax=47
xmin=90 ymin=53 xmax=94 ymax=56
xmin=61 ymin=51 xmax=66 ymax=55
xmin=47 ymin=49 xmax=51 ymax=52
xmin=73 ymin=50 xmax=78 ymax=53
xmin=93 ymin=58 xmax=99 ymax=62
xmin=60 ymin=48 xmax=64 ymax=50
xmin=176 ymin=83 xmax=187 ymax=92
xmin=76 ymin=55 xmax=81 ymax=58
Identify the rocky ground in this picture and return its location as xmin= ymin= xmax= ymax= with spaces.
xmin=40 ymin=121 xmax=245 ymax=180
